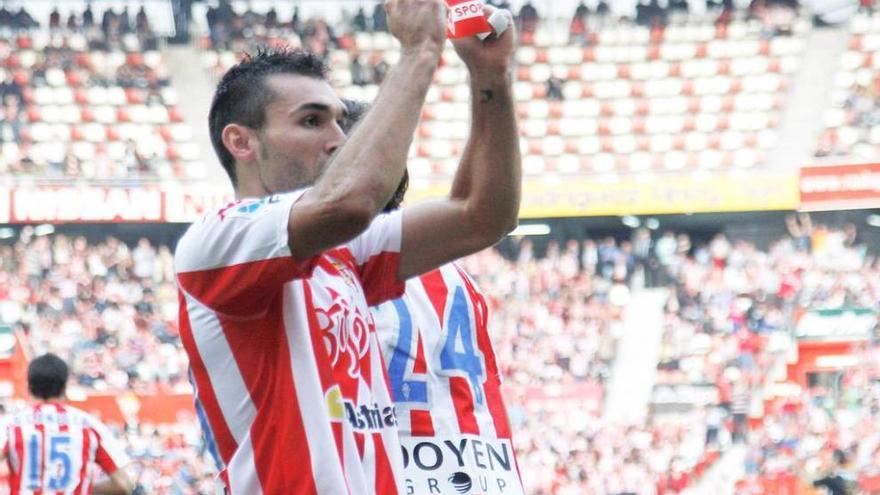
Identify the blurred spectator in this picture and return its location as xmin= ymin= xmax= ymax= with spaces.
xmin=48 ymin=7 xmax=61 ymax=30
xmin=122 ymin=139 xmax=151 ymax=174
xmin=350 ymin=54 xmax=370 ymax=86
xmin=637 ymin=0 xmax=669 ymax=28
xmin=488 ymin=0 xmax=512 ymax=10
xmin=291 ymin=6 xmax=302 ymax=34
xmin=518 ymin=1 xmax=539 ymax=33
xmin=83 ymin=3 xmax=94 ymax=27
xmin=0 ymin=5 xmax=12 ymax=28
xmin=371 ymin=54 xmax=390 ymax=84
xmin=265 ymin=7 xmax=279 ymax=29
xmin=813 ymin=449 xmax=855 ymax=495
xmin=0 ymin=72 xmax=23 ymax=107
xmin=13 ymin=7 xmax=39 ymax=29
xmin=353 ymin=7 xmax=368 ymax=32
xmin=570 ymin=1 xmax=590 ymax=44
xmin=66 ymin=11 xmax=80 ymax=30
xmin=101 ymin=7 xmax=117 ymax=40
xmin=0 ymin=95 xmax=25 ymax=143
xmin=372 ymin=2 xmax=387 ymax=32
xmin=546 ymin=76 xmax=564 ymax=101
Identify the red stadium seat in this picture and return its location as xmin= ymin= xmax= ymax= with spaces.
xmin=80 ymin=107 xmax=95 ymax=123
xmin=126 ymin=53 xmax=144 ymax=67
xmin=125 ymin=88 xmax=144 ymax=104
xmin=14 ymin=70 xmax=30 ymax=86
xmin=74 ymin=89 xmax=88 ymax=105
xmin=16 ymin=35 xmax=32 ymax=49
xmin=168 ymin=107 xmax=184 ymax=123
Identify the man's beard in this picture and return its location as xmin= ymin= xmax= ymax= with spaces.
xmin=257 ymin=139 xmax=326 ymax=194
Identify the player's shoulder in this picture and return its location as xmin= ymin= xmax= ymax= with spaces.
xmin=69 ymin=408 xmax=118 ymax=439
xmin=57 ymin=405 xmax=102 ymax=428
xmin=416 ymin=262 xmax=468 ymax=285
xmin=179 ymin=193 xmax=291 ymax=240
xmin=174 ymin=190 xmax=304 ymax=272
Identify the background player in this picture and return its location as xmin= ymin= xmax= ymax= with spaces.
xmin=343 ymin=7 xmax=524 ymax=492
xmin=1 ymin=353 xmax=134 ymax=495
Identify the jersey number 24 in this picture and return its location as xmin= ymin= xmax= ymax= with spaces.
xmin=388 ymin=287 xmax=486 ymax=405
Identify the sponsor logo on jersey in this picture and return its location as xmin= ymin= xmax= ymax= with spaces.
xmin=217 ymin=195 xmax=282 ymax=220
xmin=316 ymin=293 xmax=372 ymax=379
xmin=326 ymin=385 xmax=399 ymax=431
xmin=449 ymin=472 xmax=473 ymax=494
xmin=327 ymin=258 xmax=358 ymax=290
xmin=400 ymin=436 xmax=523 ymax=495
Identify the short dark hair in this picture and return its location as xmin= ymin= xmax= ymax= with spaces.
xmin=341 ymin=98 xmax=369 ymax=134
xmin=28 ymin=353 xmax=68 ymax=400
xmin=341 ymin=98 xmax=409 ymax=212
xmin=208 ymin=46 xmax=328 ymax=186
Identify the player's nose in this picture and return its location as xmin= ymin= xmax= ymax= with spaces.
xmin=325 ymin=121 xmax=346 ymax=155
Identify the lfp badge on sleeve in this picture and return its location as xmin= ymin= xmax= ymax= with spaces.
xmin=399 ymin=435 xmax=524 ymax=495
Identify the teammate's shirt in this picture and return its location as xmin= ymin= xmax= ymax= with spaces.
xmin=175 ymin=190 xmax=405 ymax=495
xmin=2 ymin=402 xmax=130 ymax=495
xmin=373 ymin=263 xmax=524 ymax=495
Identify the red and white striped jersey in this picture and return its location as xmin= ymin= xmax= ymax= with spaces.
xmin=2 ymin=402 xmax=130 ymax=495
xmin=373 ymin=263 xmax=524 ymax=495
xmin=175 ymin=190 xmax=405 ymax=495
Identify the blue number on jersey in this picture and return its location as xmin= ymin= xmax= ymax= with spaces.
xmin=440 ymin=287 xmax=485 ymax=404
xmin=26 ymin=433 xmax=73 ymax=490
xmin=27 ymin=434 xmax=39 ymax=489
xmin=388 ymin=299 xmax=429 ymax=404
xmin=47 ymin=435 xmax=72 ymax=490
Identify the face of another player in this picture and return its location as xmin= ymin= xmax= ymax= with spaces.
xmin=254 ymin=73 xmax=347 ymax=193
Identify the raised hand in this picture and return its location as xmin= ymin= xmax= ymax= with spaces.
xmin=451 ymin=5 xmax=516 ymax=73
xmin=385 ymin=0 xmax=447 ymax=53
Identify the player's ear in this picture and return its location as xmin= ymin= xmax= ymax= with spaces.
xmin=222 ymin=123 xmax=259 ymax=163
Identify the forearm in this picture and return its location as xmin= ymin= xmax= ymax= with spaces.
xmin=316 ymin=45 xmax=440 ymax=215
xmin=451 ymin=68 xmax=521 ymax=238
xmin=396 ymin=69 xmax=520 ymax=279
xmin=90 ymin=480 xmax=128 ymax=495
xmin=91 ymin=467 xmax=134 ymax=495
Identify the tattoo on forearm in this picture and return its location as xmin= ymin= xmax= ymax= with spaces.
xmin=480 ymin=89 xmax=494 ymax=103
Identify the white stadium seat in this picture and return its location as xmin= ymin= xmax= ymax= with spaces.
xmin=650 ymin=134 xmax=673 ymax=153
xmin=579 ymin=63 xmax=618 ymax=82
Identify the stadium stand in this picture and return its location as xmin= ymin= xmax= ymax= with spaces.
xmin=816 ymin=11 xmax=880 ymax=161
xmin=0 ymin=7 xmax=203 ymax=181
xmin=0 ymin=233 xmax=185 ymax=393
xmin=198 ymin=5 xmax=806 ymax=179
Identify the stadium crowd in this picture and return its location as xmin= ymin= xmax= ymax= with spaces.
xmin=0 ymin=2 xmax=199 ymax=180
xmin=0 ymin=231 xmax=184 ymax=393
xmin=2 ymin=2 xmax=879 ymax=494
xmin=469 ymin=215 xmax=877 ymax=494
xmin=0 ymin=212 xmax=878 ymax=493
xmin=1 ymin=1 xmax=831 ymax=182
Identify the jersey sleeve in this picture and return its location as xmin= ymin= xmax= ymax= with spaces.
xmin=87 ymin=417 xmax=131 ymax=475
xmin=175 ymin=190 xmax=319 ymax=316
xmin=346 ymin=210 xmax=405 ymax=306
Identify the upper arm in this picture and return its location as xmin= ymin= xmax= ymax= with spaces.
xmin=347 ymin=210 xmax=406 ymax=306
xmin=398 ymin=199 xmax=507 ymax=280
xmin=287 ymin=186 xmax=374 ymax=262
xmin=175 ymin=191 xmax=319 ymax=316
xmin=85 ymin=414 xmax=130 ymax=480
